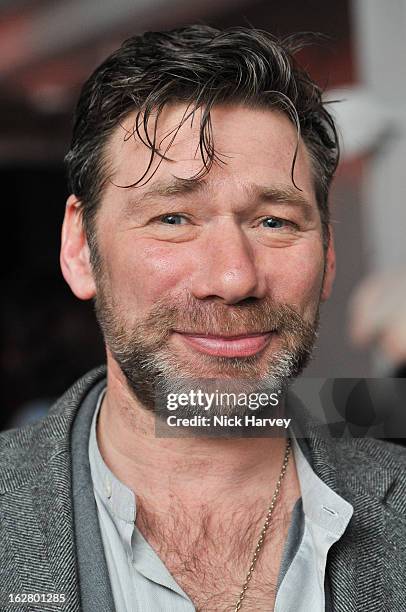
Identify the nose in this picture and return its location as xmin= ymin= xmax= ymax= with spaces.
xmin=190 ymin=219 xmax=267 ymax=304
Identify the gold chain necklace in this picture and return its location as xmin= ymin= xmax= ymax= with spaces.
xmin=233 ymin=437 xmax=291 ymax=612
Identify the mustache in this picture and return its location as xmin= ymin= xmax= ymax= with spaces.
xmin=95 ymin=288 xmax=319 ymax=409
xmin=136 ymin=293 xmax=314 ymax=341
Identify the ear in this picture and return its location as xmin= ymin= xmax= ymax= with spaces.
xmin=321 ymin=225 xmax=336 ymax=301
xmin=60 ymin=194 xmax=96 ymax=300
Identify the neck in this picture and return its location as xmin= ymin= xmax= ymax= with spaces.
xmin=96 ymin=360 xmax=298 ymax=512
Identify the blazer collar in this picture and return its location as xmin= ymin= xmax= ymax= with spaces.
xmin=290 ymin=392 xmax=404 ymax=612
xmin=0 ymin=366 xmax=107 ymax=611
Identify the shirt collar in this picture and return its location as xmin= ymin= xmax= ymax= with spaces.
xmin=88 ymin=387 xmax=136 ymax=525
xmin=293 ymin=435 xmax=353 ymax=539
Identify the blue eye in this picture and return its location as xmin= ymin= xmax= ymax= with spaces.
xmin=262 ymin=217 xmax=285 ymax=229
xmin=160 ymin=214 xmax=185 ymax=225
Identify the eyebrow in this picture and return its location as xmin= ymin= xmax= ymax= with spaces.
xmin=254 ymin=184 xmax=314 ymax=221
xmin=128 ymin=176 xmax=206 ymax=206
xmin=125 ymin=176 xmax=315 ymax=220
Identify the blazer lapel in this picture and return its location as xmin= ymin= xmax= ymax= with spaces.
xmin=0 ymin=367 xmax=107 ymax=611
xmin=0 ymin=446 xmax=81 ymax=610
xmin=327 ymin=483 xmax=386 ymax=612
xmin=307 ymin=434 xmax=396 ymax=612
xmin=32 ymin=449 xmax=81 ymax=610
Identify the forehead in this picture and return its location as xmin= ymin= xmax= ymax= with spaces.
xmin=104 ymin=103 xmax=316 ymax=204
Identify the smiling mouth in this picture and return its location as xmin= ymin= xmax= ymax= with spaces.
xmin=173 ymin=330 xmax=275 ymax=357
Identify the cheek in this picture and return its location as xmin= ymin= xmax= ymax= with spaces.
xmin=265 ymin=244 xmax=325 ymax=315
xmin=107 ymin=239 xmax=193 ymax=312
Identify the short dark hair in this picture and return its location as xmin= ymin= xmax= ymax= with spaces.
xmin=65 ymin=25 xmax=339 ymax=251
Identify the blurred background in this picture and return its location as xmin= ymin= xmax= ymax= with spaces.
xmin=1 ymin=0 xmax=406 ymax=430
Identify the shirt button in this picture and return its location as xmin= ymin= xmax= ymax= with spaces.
xmin=105 ymin=478 xmax=112 ymax=499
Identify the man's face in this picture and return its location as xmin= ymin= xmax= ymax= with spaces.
xmin=63 ymin=104 xmax=335 ymax=412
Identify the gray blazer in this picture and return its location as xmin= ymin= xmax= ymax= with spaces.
xmin=0 ymin=366 xmax=405 ymax=611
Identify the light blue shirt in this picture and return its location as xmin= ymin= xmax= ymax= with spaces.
xmin=89 ymin=389 xmax=353 ymax=611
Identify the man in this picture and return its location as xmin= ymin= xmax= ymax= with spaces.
xmin=1 ymin=25 xmax=405 ymax=612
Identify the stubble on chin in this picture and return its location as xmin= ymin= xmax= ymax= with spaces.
xmin=94 ymin=280 xmax=319 ymax=415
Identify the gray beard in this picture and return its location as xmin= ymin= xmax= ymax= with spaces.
xmin=94 ymin=289 xmax=319 ymax=419
xmin=103 ymin=325 xmax=316 ymax=420
xmin=119 ymin=345 xmax=298 ymax=419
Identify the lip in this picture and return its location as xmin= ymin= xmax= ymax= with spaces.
xmin=173 ymin=331 xmax=274 ymax=357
